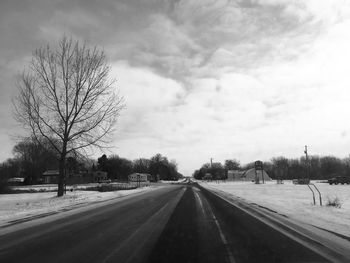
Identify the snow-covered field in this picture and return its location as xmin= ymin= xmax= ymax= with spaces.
xmin=11 ymin=181 xmax=151 ymax=191
xmin=200 ymin=180 xmax=350 ymax=237
xmin=0 ymin=186 xmax=158 ymax=227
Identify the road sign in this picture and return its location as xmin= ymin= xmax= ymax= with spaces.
xmin=255 ymin=160 xmax=263 ymax=170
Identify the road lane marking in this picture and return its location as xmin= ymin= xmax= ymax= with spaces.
xmin=101 ymin=202 xmax=170 ymax=263
xmin=198 ymin=192 xmax=236 ymax=263
xmin=102 ymin=187 xmax=187 ymax=263
xmin=194 ymin=192 xmax=205 ymax=215
xmin=212 ymin=214 xmax=236 ymax=263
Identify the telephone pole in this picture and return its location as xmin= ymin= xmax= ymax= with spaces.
xmin=304 ymin=145 xmax=310 ymax=180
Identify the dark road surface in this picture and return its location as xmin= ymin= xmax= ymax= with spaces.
xmin=0 ymin=182 xmax=344 ymax=263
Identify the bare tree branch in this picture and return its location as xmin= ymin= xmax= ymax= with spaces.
xmin=13 ymin=36 xmax=124 ymax=196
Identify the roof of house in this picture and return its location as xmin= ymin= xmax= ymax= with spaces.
xmin=7 ymin=177 xmax=25 ymax=182
xmin=43 ymin=170 xmax=59 ymax=176
xmin=129 ymin=173 xmax=150 ymax=177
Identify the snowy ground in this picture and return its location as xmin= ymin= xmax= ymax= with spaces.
xmin=11 ymin=181 xmax=151 ymax=192
xmin=159 ymin=178 xmax=188 ymax=184
xmin=0 ymin=186 xmax=158 ymax=227
xmin=200 ymin=180 xmax=350 ymax=237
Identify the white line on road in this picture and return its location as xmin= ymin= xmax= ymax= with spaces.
xmin=194 ymin=189 xmax=236 ymax=263
xmin=101 ymin=202 xmax=170 ymax=263
xmin=211 ymin=212 xmax=236 ymax=263
xmin=194 ymin=192 xmax=205 ymax=215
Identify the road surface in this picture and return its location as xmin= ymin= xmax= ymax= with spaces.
xmin=0 ymin=182 xmax=346 ymax=263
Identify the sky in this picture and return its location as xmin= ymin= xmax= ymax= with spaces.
xmin=1 ymin=0 xmax=350 ymax=176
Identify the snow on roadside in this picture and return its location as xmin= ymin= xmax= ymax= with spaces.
xmin=200 ymin=181 xmax=350 ymax=237
xmin=0 ymin=186 xmax=158 ymax=226
xmin=160 ymin=178 xmax=187 ymax=184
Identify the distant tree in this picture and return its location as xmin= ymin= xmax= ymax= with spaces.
xmin=66 ymin=156 xmax=79 ymax=175
xmin=309 ymin=155 xmax=321 ymax=179
xmin=12 ymin=137 xmax=57 ymax=184
xmin=210 ymin=162 xmax=225 ymax=180
xmin=0 ymin=159 xmax=21 ymax=193
xmin=342 ymin=156 xmax=350 ymax=177
xmin=288 ymin=159 xmax=304 ymax=179
xmin=133 ymin=158 xmax=151 ymax=173
xmin=319 ymin=156 xmax=342 ymax=179
xmin=97 ymin=154 xmax=108 ymax=172
xmin=193 ymin=170 xmax=200 ymax=179
xmin=195 ymin=162 xmax=225 ymax=180
xmin=149 ymin=154 xmax=179 ymax=181
xmin=224 ymin=159 xmax=240 ymax=170
xmin=107 ymin=155 xmax=133 ymax=181
xmin=271 ymin=157 xmax=289 ymax=180
xmin=149 ymin=154 xmax=167 ymax=180
xmin=13 ymin=37 xmax=124 ymax=196
xmin=193 ymin=169 xmax=206 ymax=180
xmin=263 ymin=161 xmax=274 ymax=179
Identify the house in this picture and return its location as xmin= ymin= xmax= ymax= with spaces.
xmin=7 ymin=177 xmax=25 ymax=186
xmin=227 ymin=168 xmax=272 ymax=182
xmin=92 ymin=171 xmax=108 ymax=183
xmin=128 ymin=173 xmax=149 ymax=182
xmin=42 ymin=170 xmax=59 ymax=184
xmin=146 ymin=174 xmax=158 ymax=182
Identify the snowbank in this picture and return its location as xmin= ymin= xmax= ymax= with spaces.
xmin=200 ymin=180 xmax=350 ymax=237
xmin=0 ymin=186 xmax=158 ymax=227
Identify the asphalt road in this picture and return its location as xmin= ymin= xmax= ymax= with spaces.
xmin=0 ymin=183 xmax=340 ymax=263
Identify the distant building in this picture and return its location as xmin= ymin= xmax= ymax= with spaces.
xmin=146 ymin=174 xmax=158 ymax=182
xmin=7 ymin=177 xmax=25 ymax=186
xmin=42 ymin=170 xmax=59 ymax=184
xmin=227 ymin=168 xmax=272 ymax=182
xmin=227 ymin=170 xmax=245 ymax=180
xmin=128 ymin=173 xmax=149 ymax=182
xmin=92 ymin=171 xmax=108 ymax=183
xmin=42 ymin=170 xmax=108 ymax=184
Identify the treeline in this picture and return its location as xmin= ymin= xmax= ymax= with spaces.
xmin=0 ymin=137 xmax=182 ymax=187
xmin=0 ymin=137 xmax=59 ymax=185
xmin=193 ymin=156 xmax=350 ymax=180
xmin=96 ymin=153 xmax=182 ymax=181
xmin=193 ymin=159 xmax=240 ymax=180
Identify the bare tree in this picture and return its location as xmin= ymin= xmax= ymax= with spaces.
xmin=13 ymin=37 xmax=124 ymax=196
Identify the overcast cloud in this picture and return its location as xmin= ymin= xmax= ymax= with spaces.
xmin=1 ymin=0 xmax=350 ymax=175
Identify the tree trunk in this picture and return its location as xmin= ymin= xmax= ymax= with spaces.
xmin=57 ymin=155 xmax=66 ymax=197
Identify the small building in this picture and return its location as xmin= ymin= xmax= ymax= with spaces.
xmin=146 ymin=174 xmax=158 ymax=182
xmin=227 ymin=170 xmax=245 ymax=180
xmin=128 ymin=173 xmax=149 ymax=182
xmin=92 ymin=171 xmax=108 ymax=183
xmin=42 ymin=170 xmax=59 ymax=184
xmin=7 ymin=177 xmax=25 ymax=186
xmin=227 ymin=168 xmax=272 ymax=182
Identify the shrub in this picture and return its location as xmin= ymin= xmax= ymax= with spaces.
xmin=326 ymin=196 xmax=342 ymax=208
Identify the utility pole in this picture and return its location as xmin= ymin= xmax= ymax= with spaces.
xmin=304 ymin=145 xmax=310 ymax=180
xmin=210 ymin=158 xmax=213 ymax=168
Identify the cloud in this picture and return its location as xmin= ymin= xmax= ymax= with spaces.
xmin=2 ymin=0 xmax=350 ymax=175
